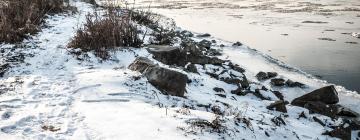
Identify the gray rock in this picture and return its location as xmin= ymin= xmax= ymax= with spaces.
xmin=185 ymin=64 xmax=198 ymax=73
xmin=147 ymin=45 xmax=185 ymax=66
xmin=233 ymin=42 xmax=243 ymax=46
xmin=303 ymin=101 xmax=339 ymax=118
xmin=266 ymin=100 xmax=288 ymax=113
xmin=337 ymin=106 xmax=360 ymax=118
xmin=128 ymin=57 xmax=157 ymax=73
xmin=286 ymin=79 xmax=305 ymax=88
xmin=253 ymin=89 xmax=271 ymax=100
xmin=256 ymin=71 xmax=268 ymax=80
xmin=271 ymin=78 xmax=286 ymax=86
xmin=196 ymin=33 xmax=211 ymax=38
xmin=231 ymin=87 xmax=246 ymax=96
xmin=128 ymin=57 xmax=188 ymax=97
xmin=0 ymin=64 xmax=9 ymax=77
xmin=228 ymin=63 xmax=245 ymax=73
xmin=291 ymin=85 xmax=339 ymax=107
xmin=198 ymin=39 xmax=212 ymax=50
xmin=213 ymin=87 xmax=225 ymax=93
xmin=272 ymin=91 xmax=284 ymax=100
xmin=144 ymin=66 xmax=188 ymax=97
xmin=256 ymin=71 xmax=278 ymax=81
xmin=267 ymin=72 xmax=278 ymax=78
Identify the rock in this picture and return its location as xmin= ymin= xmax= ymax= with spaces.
xmin=271 ymin=78 xmax=286 ymax=86
xmin=143 ymin=66 xmax=188 ymax=97
xmin=256 ymin=71 xmax=278 ymax=81
xmin=128 ymin=57 xmax=188 ymax=97
xmin=239 ymin=78 xmax=249 ymax=89
xmin=323 ymin=126 xmax=351 ymax=140
xmin=253 ymin=89 xmax=271 ymax=100
xmin=198 ymin=39 xmax=212 ymax=50
xmin=271 ymin=116 xmax=286 ymax=126
xmin=180 ymin=30 xmax=194 ymax=38
xmin=181 ymin=39 xmax=203 ymax=56
xmin=313 ymin=116 xmax=325 ymax=126
xmin=220 ymin=77 xmax=241 ymax=85
xmin=265 ymin=131 xmax=270 ymax=137
xmin=211 ymin=40 xmax=217 ymax=43
xmin=206 ymin=72 xmax=219 ymax=79
xmin=211 ymin=105 xmax=224 ymax=115
xmin=272 ymin=91 xmax=284 ymax=100
xmin=337 ymin=106 xmax=360 ymax=118
xmin=215 ymin=94 xmax=226 ymax=98
xmin=256 ymin=71 xmax=268 ymax=80
xmin=213 ymin=87 xmax=225 ymax=93
xmin=267 ymin=72 xmax=278 ymax=78
xmin=303 ymin=101 xmax=339 ymax=118
xmin=325 ymin=121 xmax=358 ymax=140
xmin=196 ymin=33 xmax=211 ymax=38
xmin=231 ymin=87 xmax=246 ymax=96
xmin=186 ymin=55 xmax=224 ymax=66
xmin=233 ymin=42 xmax=243 ymax=46
xmin=128 ymin=57 xmax=157 ymax=73
xmin=266 ymin=100 xmax=288 ymax=113
xmin=298 ymin=111 xmax=307 ymax=119
xmin=291 ymin=85 xmax=339 ymax=107
xmin=147 ymin=45 xmax=185 ymax=66
xmin=0 ymin=64 xmax=9 ymax=77
xmin=286 ymin=79 xmax=305 ymax=88
xmin=185 ymin=64 xmax=198 ymax=73
xmin=207 ymin=49 xmax=222 ymax=56
xmin=228 ymin=63 xmax=245 ymax=73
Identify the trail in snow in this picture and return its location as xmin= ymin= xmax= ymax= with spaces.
xmin=0 ymin=2 xmax=94 ymax=139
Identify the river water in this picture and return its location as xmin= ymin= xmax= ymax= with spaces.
xmin=109 ymin=0 xmax=360 ymax=92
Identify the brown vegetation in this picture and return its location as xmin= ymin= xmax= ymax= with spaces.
xmin=0 ymin=0 xmax=74 ymax=43
xmin=68 ymin=7 xmax=143 ymax=59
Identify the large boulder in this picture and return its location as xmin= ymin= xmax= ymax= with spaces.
xmin=128 ymin=57 xmax=157 ymax=73
xmin=303 ymin=101 xmax=339 ymax=118
xmin=144 ymin=66 xmax=188 ymax=97
xmin=291 ymin=85 xmax=339 ymax=107
xmin=129 ymin=57 xmax=188 ymax=97
xmin=147 ymin=45 xmax=185 ymax=66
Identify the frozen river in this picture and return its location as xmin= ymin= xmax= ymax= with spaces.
xmin=104 ymin=0 xmax=360 ymax=92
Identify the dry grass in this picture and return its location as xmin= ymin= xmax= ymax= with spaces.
xmin=0 ymin=0 xmax=74 ymax=43
xmin=68 ymin=7 xmax=143 ymax=59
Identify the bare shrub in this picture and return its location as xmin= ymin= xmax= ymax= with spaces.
xmin=0 ymin=0 xmax=74 ymax=43
xmin=68 ymin=7 xmax=143 ymax=59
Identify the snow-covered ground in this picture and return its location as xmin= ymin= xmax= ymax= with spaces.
xmin=0 ymin=0 xmax=359 ymax=140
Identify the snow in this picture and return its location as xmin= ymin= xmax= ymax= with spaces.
xmin=0 ymin=0 xmax=359 ymax=140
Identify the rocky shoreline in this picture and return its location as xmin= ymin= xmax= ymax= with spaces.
xmin=0 ymin=1 xmax=359 ymax=139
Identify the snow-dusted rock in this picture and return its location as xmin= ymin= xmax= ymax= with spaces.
xmin=291 ymin=85 xmax=339 ymax=107
xmin=143 ymin=66 xmax=188 ymax=97
xmin=128 ymin=57 xmax=157 ymax=73
xmin=129 ymin=57 xmax=188 ymax=97
xmin=266 ymin=100 xmax=288 ymax=113
xmin=147 ymin=45 xmax=185 ymax=66
xmin=0 ymin=63 xmax=9 ymax=77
